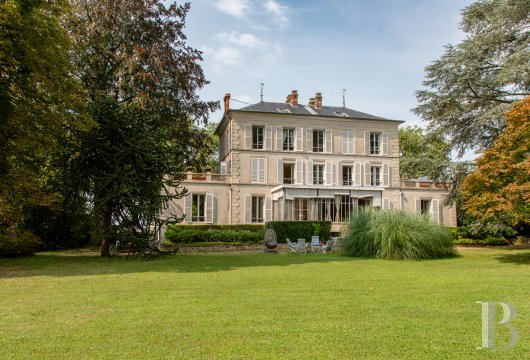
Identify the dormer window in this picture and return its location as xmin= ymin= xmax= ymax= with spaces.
xmin=276 ymin=108 xmax=291 ymax=113
xmin=334 ymin=111 xmax=349 ymax=117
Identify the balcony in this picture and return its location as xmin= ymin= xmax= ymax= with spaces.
xmin=184 ymin=172 xmax=231 ymax=183
xmin=401 ymin=180 xmax=446 ymax=190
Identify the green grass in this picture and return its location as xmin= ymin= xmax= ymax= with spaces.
xmin=1 ymin=248 xmax=529 ymax=359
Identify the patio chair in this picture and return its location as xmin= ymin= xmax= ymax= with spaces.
xmin=321 ymin=239 xmax=335 ymax=254
xmin=286 ymin=238 xmax=298 ymax=254
xmin=310 ymin=236 xmax=321 ymax=253
xmin=297 ymin=238 xmax=307 ymax=254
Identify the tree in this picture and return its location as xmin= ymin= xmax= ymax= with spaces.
xmin=414 ymin=0 xmax=530 ymax=156
xmin=0 ymin=0 xmax=88 ymax=229
xmin=462 ymin=97 xmax=530 ymax=232
xmin=66 ymin=1 xmax=218 ymax=256
xmin=187 ymin=122 xmax=220 ymax=172
xmin=399 ymin=126 xmax=451 ymax=179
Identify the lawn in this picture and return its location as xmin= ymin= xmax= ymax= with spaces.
xmin=1 ymin=248 xmax=528 ymax=359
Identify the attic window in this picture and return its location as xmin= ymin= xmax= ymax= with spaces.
xmin=334 ymin=112 xmax=349 ymax=117
xmin=276 ymin=108 xmax=291 ymax=113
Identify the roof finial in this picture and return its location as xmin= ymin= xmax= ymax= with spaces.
xmin=342 ymin=89 xmax=346 ymax=108
xmin=260 ymin=83 xmax=264 ymax=102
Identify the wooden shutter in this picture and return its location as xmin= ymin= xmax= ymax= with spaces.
xmin=351 ymin=131 xmax=356 ymax=154
xmin=265 ymin=196 xmax=272 ymax=222
xmin=306 ymin=128 xmax=312 ymax=152
xmin=342 ymin=131 xmax=354 ymax=154
xmin=382 ymin=132 xmax=389 ymax=156
xmin=245 ymin=196 xmax=252 ymax=224
xmin=364 ymin=162 xmax=370 ymax=186
xmin=265 ymin=125 xmax=273 ymax=150
xmin=325 ymin=130 xmax=333 ymax=153
xmin=306 ymin=159 xmax=313 ymax=184
xmin=364 ymin=131 xmax=370 ymax=155
xmin=275 ymin=126 xmax=283 ymax=150
xmin=295 ymin=159 xmax=303 ymax=185
xmin=382 ymin=198 xmax=390 ymax=210
xmin=325 ymin=160 xmax=333 ymax=185
xmin=382 ymin=163 xmax=390 ymax=187
xmin=206 ymin=193 xmax=214 ymax=223
xmin=295 ymin=127 xmax=303 ymax=152
xmin=251 ymin=158 xmax=258 ymax=183
xmin=277 ymin=158 xmax=283 ymax=184
xmin=245 ymin=124 xmax=252 ymax=149
xmin=431 ymin=199 xmax=440 ymax=224
xmin=259 ymin=158 xmax=266 ymax=183
xmin=185 ymin=194 xmax=192 ymax=222
xmin=354 ymin=162 xmax=362 ymax=186
xmin=337 ymin=161 xmax=343 ymax=186
xmin=415 ymin=199 xmax=422 ymax=214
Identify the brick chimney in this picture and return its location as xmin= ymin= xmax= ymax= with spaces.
xmin=314 ymin=92 xmax=322 ymax=108
xmin=223 ymin=93 xmax=230 ymax=113
xmin=286 ymin=90 xmax=298 ymax=107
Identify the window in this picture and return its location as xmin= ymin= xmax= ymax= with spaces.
xmin=420 ymin=200 xmax=431 ymax=215
xmin=294 ymin=199 xmax=308 ymax=220
xmin=283 ymin=128 xmax=295 ymax=151
xmin=252 ymin=196 xmax=264 ymax=223
xmin=283 ymin=163 xmax=294 ymax=184
xmin=251 ymin=157 xmax=266 ymax=183
xmin=252 ymin=126 xmax=264 ymax=149
xmin=370 ymin=132 xmax=381 ymax=155
xmin=313 ymin=130 xmax=324 ymax=152
xmin=370 ymin=166 xmax=381 ymax=186
xmin=192 ymin=194 xmax=206 ymax=222
xmin=343 ymin=166 xmax=353 ymax=186
xmin=313 ymin=164 xmax=324 ymax=184
xmin=334 ymin=112 xmax=349 ymax=117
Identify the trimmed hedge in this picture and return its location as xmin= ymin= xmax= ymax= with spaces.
xmin=165 ymin=224 xmax=264 ymax=245
xmin=266 ymin=221 xmax=331 ymax=243
xmin=454 ymin=237 xmax=509 ymax=246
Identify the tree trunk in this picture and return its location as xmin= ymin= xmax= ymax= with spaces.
xmin=100 ymin=204 xmax=113 ymax=257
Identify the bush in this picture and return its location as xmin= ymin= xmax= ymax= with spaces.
xmin=266 ymin=221 xmax=331 ymax=243
xmin=0 ymin=228 xmax=39 ymax=257
xmin=454 ymin=237 xmax=510 ymax=246
xmin=342 ymin=208 xmax=456 ymax=260
xmin=165 ymin=225 xmax=263 ymax=245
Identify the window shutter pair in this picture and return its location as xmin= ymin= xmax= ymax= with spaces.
xmin=244 ymin=195 xmax=272 ymax=223
xmin=341 ymin=131 xmax=355 ymax=154
xmin=185 ymin=193 xmax=214 ymax=223
xmin=364 ymin=131 xmax=389 ymax=155
xmin=251 ymin=158 xmax=266 ymax=183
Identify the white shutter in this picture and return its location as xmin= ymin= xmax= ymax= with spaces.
xmin=341 ymin=131 xmax=347 ymax=154
xmin=245 ymin=124 xmax=252 ymax=149
xmin=295 ymin=159 xmax=303 ymax=185
xmin=337 ymin=161 xmax=343 ymax=186
xmin=351 ymin=131 xmax=356 ymax=154
xmin=306 ymin=128 xmax=312 ymax=152
xmin=265 ymin=196 xmax=272 ymax=222
xmin=383 ymin=163 xmax=390 ymax=187
xmin=295 ymin=127 xmax=303 ymax=152
xmin=364 ymin=131 xmax=370 ymax=155
xmin=415 ymin=199 xmax=422 ymax=214
xmin=277 ymin=158 xmax=283 ymax=184
xmin=245 ymin=196 xmax=252 ymax=224
xmin=364 ymin=162 xmax=371 ymax=186
xmin=307 ymin=159 xmax=313 ymax=184
xmin=354 ymin=162 xmax=362 ymax=186
xmin=251 ymin=158 xmax=258 ymax=183
xmin=259 ymin=158 xmax=266 ymax=183
xmin=275 ymin=126 xmax=283 ymax=151
xmin=431 ymin=199 xmax=440 ymax=224
xmin=325 ymin=130 xmax=333 ymax=153
xmin=265 ymin=125 xmax=273 ymax=150
xmin=382 ymin=132 xmax=389 ymax=156
xmin=342 ymin=131 xmax=354 ymax=154
xmin=220 ymin=162 xmax=228 ymax=175
xmin=185 ymin=194 xmax=192 ymax=222
xmin=206 ymin=193 xmax=214 ymax=223
xmin=325 ymin=160 xmax=333 ymax=185
xmin=382 ymin=198 xmax=390 ymax=210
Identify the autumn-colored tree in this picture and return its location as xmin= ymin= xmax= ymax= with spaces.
xmin=462 ymin=97 xmax=530 ymax=231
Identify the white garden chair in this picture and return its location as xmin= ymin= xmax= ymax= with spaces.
xmin=286 ymin=238 xmax=298 ymax=254
xmin=297 ymin=238 xmax=307 ymax=254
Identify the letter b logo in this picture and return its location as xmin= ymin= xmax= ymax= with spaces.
xmin=476 ymin=301 xmax=518 ymax=349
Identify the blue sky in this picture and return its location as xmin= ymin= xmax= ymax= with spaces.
xmin=183 ymin=0 xmax=476 ymax=158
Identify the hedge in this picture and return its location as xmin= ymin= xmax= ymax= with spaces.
xmin=453 ymin=237 xmax=509 ymax=246
xmin=266 ymin=221 xmax=331 ymax=243
xmin=0 ymin=229 xmax=39 ymax=257
xmin=165 ymin=224 xmax=264 ymax=245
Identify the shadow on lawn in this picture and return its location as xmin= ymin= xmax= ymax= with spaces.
xmin=0 ymin=251 xmax=363 ymax=279
xmin=494 ymin=250 xmax=530 ymax=265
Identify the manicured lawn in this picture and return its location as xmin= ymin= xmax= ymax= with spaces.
xmin=1 ymin=248 xmax=528 ymax=359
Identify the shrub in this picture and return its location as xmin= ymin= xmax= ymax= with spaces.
xmin=266 ymin=221 xmax=331 ymax=243
xmin=165 ymin=226 xmax=263 ymax=245
xmin=454 ymin=237 xmax=510 ymax=246
xmin=0 ymin=228 xmax=39 ymax=257
xmin=342 ymin=208 xmax=456 ymax=260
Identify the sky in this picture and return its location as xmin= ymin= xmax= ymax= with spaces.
xmin=182 ymin=0 xmax=476 ymax=159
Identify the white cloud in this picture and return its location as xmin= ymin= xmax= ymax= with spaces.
xmin=216 ymin=31 xmax=264 ymax=48
xmin=212 ymin=46 xmax=242 ymax=66
xmin=263 ymin=0 xmax=289 ymax=28
xmin=215 ymin=0 xmax=250 ymax=17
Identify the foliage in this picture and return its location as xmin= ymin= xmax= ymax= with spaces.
xmin=186 ymin=122 xmax=220 ymax=172
xmin=66 ymin=1 xmax=218 ymax=256
xmin=398 ymin=126 xmax=451 ymax=179
xmin=414 ymin=0 xmax=530 ymax=156
xmin=266 ymin=221 xmax=331 ymax=243
xmin=462 ymin=97 xmax=530 ymax=232
xmin=165 ymin=229 xmax=263 ymax=245
xmin=453 ymin=237 xmax=510 ymax=246
xmin=342 ymin=208 xmax=456 ymax=260
xmin=0 ymin=0 xmax=89 ymax=227
xmin=0 ymin=228 xmax=38 ymax=256
xmin=166 ymin=224 xmax=264 ymax=238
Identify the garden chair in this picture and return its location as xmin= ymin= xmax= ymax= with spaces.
xmin=321 ymin=239 xmax=335 ymax=254
xmin=311 ymin=236 xmax=321 ymax=253
xmin=297 ymin=238 xmax=307 ymax=254
xmin=286 ymin=238 xmax=298 ymax=254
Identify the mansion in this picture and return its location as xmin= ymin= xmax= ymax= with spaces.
xmin=167 ymin=90 xmax=457 ymax=234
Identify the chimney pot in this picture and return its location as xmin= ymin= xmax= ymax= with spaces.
xmin=286 ymin=90 xmax=298 ymax=107
xmin=314 ymin=92 xmax=322 ymax=108
xmin=223 ymin=93 xmax=230 ymax=113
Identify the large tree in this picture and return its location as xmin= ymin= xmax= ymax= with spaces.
xmin=67 ymin=1 xmax=218 ymax=256
xmin=414 ymin=0 xmax=530 ymax=156
xmin=0 ymin=0 xmax=88 ymax=228
xmin=462 ymin=97 xmax=530 ymax=232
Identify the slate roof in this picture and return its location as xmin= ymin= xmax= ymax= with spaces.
xmin=234 ymin=101 xmax=399 ymax=121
